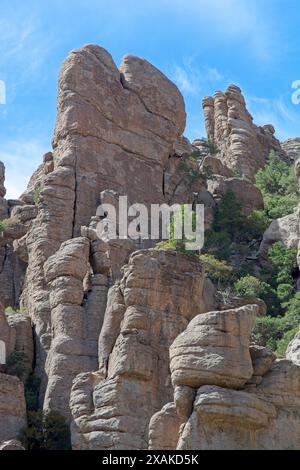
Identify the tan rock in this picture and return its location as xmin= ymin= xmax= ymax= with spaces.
xmin=177 ymin=385 xmax=277 ymax=450
xmin=148 ymin=403 xmax=184 ymax=450
xmin=207 ymin=175 xmax=264 ymax=216
xmin=259 ymin=211 xmax=299 ymax=261
xmin=286 ymin=329 xmax=300 ymax=365
xmin=0 ymin=373 xmax=27 ymax=443
xmin=70 ymin=249 xmax=205 ymax=449
xmin=21 ymin=44 xmax=187 ymax=390
xmin=170 ymin=305 xmax=258 ymax=390
xmin=202 ymin=85 xmax=288 ymax=182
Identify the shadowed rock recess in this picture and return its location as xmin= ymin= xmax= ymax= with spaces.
xmin=1 ymin=44 xmax=300 ymax=450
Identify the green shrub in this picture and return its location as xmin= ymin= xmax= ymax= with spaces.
xmin=202 ymin=138 xmax=219 ymax=155
xmin=0 ymin=219 xmax=8 ymax=234
xmin=155 ymin=206 xmax=200 ymax=255
xmin=276 ymin=327 xmax=299 ymax=358
xmin=32 ymin=186 xmax=42 ymax=206
xmin=253 ymin=292 xmax=300 ymax=354
xmin=25 ymin=374 xmax=41 ymax=411
xmin=234 ymin=275 xmax=281 ymax=316
xmin=264 ymin=194 xmax=298 ymax=219
xmin=5 ymin=306 xmax=21 ymax=315
xmin=212 ymin=191 xmax=245 ymax=239
xmin=199 ymin=254 xmax=233 ymax=284
xmin=282 ymin=292 xmax=300 ymax=328
xmin=268 ymin=241 xmax=297 ymax=274
xmin=253 ymin=316 xmax=284 ymax=350
xmin=256 ymin=151 xmax=298 ymax=219
xmin=277 ymin=283 xmax=294 ymax=303
xmin=0 ymin=217 xmax=20 ymax=235
xmin=204 ymin=229 xmax=232 ymax=260
xmin=246 ymin=210 xmax=270 ymax=238
xmin=6 ymin=351 xmax=29 ymax=381
xmin=21 ymin=410 xmax=71 ymax=450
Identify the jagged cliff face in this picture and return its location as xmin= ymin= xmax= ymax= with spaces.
xmin=1 ymin=44 xmax=300 ymax=451
xmin=202 ymin=85 xmax=288 ymax=181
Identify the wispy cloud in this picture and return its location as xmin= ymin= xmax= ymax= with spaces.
xmin=0 ymin=139 xmax=47 ymax=199
xmin=171 ymin=60 xmax=224 ymax=96
xmin=246 ymin=92 xmax=300 ymax=141
xmin=0 ymin=13 xmax=55 ymax=84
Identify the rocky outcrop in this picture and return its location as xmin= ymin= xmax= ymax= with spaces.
xmin=286 ymin=330 xmax=300 ymax=365
xmin=0 ymin=163 xmax=28 ymax=308
xmin=20 ymin=44 xmax=188 ymax=388
xmin=0 ymin=304 xmax=33 ymax=375
xmin=70 ymin=249 xmax=205 ymax=450
xmin=259 ymin=211 xmax=299 ymax=261
xmin=202 ymin=85 xmax=288 ymax=182
xmin=170 ymin=306 xmax=258 ymax=390
xmin=282 ymin=138 xmax=300 ymax=162
xmin=43 ymin=237 xmax=103 ymax=419
xmin=0 ymin=373 xmax=27 ymax=444
xmin=2 ymin=44 xmax=300 ymax=452
xmin=150 ymin=304 xmax=300 ymax=450
xmin=207 ymin=176 xmax=264 ymax=216
xmin=0 ymin=161 xmax=7 ymax=219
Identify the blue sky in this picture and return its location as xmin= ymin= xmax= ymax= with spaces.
xmin=1 ymin=0 xmax=300 ymax=198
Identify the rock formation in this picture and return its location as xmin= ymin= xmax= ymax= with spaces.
xmin=70 ymin=249 xmax=206 ymax=449
xmin=282 ymin=138 xmax=300 ymax=162
xmin=0 ymin=373 xmax=27 ymax=444
xmin=1 ymin=44 xmax=300 ymax=451
xmin=149 ymin=305 xmax=300 ymax=450
xmin=202 ymin=85 xmax=288 ymax=182
xmin=259 ymin=211 xmax=299 ymax=261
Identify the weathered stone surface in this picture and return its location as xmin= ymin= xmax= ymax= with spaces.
xmin=259 ymin=211 xmax=299 ymax=261
xmin=153 ymin=306 xmax=300 ymax=450
xmin=0 ymin=303 xmax=15 ymax=360
xmin=282 ymin=138 xmax=300 ymax=162
xmin=256 ymin=360 xmax=300 ymax=408
xmin=43 ymin=237 xmax=104 ymax=419
xmin=286 ymin=329 xmax=300 ymax=365
xmin=177 ymin=385 xmax=277 ymax=450
xmin=207 ymin=175 xmax=264 ymax=216
xmin=148 ymin=403 xmax=184 ymax=450
xmin=249 ymin=345 xmax=276 ymax=377
xmin=6 ymin=313 xmax=33 ymax=378
xmin=20 ymin=44 xmax=187 ymax=391
xmin=70 ymin=249 xmax=205 ymax=449
xmin=202 ymin=85 xmax=288 ymax=182
xmin=0 ymin=161 xmax=6 ymax=200
xmin=201 ymin=155 xmax=234 ymax=178
xmin=170 ymin=305 xmax=258 ymax=390
xmin=0 ymin=373 xmax=27 ymax=443
xmin=0 ymin=164 xmax=27 ymax=309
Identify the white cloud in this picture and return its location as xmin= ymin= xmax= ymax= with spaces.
xmin=171 ymin=61 xmax=224 ymax=96
xmin=0 ymin=139 xmax=47 ymax=199
xmin=173 ymin=66 xmax=197 ymax=94
xmin=0 ymin=14 xmax=54 ymax=84
xmin=246 ymin=92 xmax=300 ymax=141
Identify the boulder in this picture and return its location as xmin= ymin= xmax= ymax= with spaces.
xmin=170 ymin=305 xmax=258 ymax=389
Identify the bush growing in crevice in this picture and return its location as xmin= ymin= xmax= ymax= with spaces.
xmin=6 ymin=351 xmax=29 ymax=381
xmin=21 ymin=410 xmax=71 ymax=450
